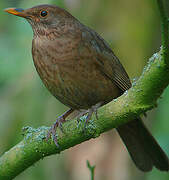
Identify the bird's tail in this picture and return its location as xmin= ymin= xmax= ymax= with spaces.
xmin=117 ymin=118 xmax=169 ymax=171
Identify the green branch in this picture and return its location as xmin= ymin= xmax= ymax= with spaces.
xmin=157 ymin=0 xmax=169 ymax=65
xmin=0 ymin=1 xmax=168 ymax=179
xmin=0 ymin=49 xmax=168 ymax=179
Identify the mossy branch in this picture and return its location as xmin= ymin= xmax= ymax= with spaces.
xmin=157 ymin=0 xmax=169 ymax=65
xmin=0 ymin=0 xmax=168 ymax=179
xmin=0 ymin=48 xmax=168 ymax=180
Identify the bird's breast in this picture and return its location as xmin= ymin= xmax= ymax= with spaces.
xmin=31 ymin=35 xmax=85 ymax=106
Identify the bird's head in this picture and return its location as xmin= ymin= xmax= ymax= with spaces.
xmin=4 ymin=4 xmax=74 ymax=36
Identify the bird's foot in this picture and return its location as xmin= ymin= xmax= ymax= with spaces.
xmin=46 ymin=108 xmax=74 ymax=146
xmin=77 ymin=102 xmax=102 ymax=130
xmin=85 ymin=102 xmax=101 ymax=123
xmin=46 ymin=115 xmax=65 ymax=146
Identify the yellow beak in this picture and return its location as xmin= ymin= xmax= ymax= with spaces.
xmin=4 ymin=8 xmax=27 ymax=18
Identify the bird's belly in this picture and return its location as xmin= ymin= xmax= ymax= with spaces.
xmin=32 ymin=39 xmax=120 ymax=109
xmin=34 ymin=57 xmax=120 ymax=109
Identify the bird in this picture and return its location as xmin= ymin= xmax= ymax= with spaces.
xmin=5 ymin=4 xmax=169 ymax=172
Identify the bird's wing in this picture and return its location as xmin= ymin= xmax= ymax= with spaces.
xmin=80 ymin=27 xmax=131 ymax=92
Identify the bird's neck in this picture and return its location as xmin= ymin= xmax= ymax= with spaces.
xmin=32 ymin=27 xmax=58 ymax=40
xmin=31 ymin=20 xmax=79 ymax=40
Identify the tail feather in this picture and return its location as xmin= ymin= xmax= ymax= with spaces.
xmin=117 ymin=118 xmax=169 ymax=172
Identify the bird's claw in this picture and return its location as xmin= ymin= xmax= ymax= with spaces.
xmin=46 ymin=116 xmax=66 ymax=146
xmin=82 ymin=102 xmax=102 ymax=130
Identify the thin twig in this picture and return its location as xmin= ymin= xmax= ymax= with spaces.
xmin=87 ymin=160 xmax=95 ymax=180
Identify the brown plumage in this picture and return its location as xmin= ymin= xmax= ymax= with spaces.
xmin=5 ymin=4 xmax=169 ymax=172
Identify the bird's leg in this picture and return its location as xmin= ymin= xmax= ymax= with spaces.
xmin=85 ymin=102 xmax=102 ymax=124
xmin=46 ymin=108 xmax=74 ymax=146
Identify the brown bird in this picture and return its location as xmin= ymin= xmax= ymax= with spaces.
xmin=5 ymin=4 xmax=169 ymax=172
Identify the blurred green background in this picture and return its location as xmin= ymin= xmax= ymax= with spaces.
xmin=0 ymin=0 xmax=169 ymax=179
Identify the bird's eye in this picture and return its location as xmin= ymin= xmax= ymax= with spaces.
xmin=40 ymin=10 xmax=48 ymax=17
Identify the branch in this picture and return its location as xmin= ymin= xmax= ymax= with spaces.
xmin=0 ymin=49 xmax=168 ymax=179
xmin=0 ymin=1 xmax=168 ymax=179
xmin=157 ymin=0 xmax=169 ymax=65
